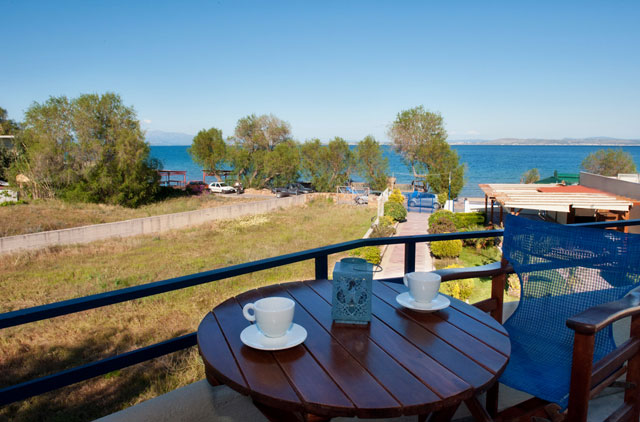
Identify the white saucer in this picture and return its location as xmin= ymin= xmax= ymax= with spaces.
xmin=240 ymin=323 xmax=307 ymax=351
xmin=396 ymin=292 xmax=450 ymax=312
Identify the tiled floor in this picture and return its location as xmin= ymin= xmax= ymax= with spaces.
xmin=375 ymin=211 xmax=434 ymax=280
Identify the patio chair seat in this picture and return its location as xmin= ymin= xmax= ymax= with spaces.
xmin=499 ymin=215 xmax=640 ymax=410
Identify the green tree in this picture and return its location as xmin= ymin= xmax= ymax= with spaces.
xmin=0 ymin=107 xmax=20 ymax=135
xmin=15 ymin=93 xmax=160 ymax=206
xmin=188 ymin=128 xmax=228 ymax=181
xmin=388 ymin=106 xmax=465 ymax=198
xmin=0 ymin=107 xmax=20 ymax=181
xmin=581 ymin=149 xmax=637 ymax=176
xmin=300 ymin=137 xmax=354 ymax=192
xmin=521 ymin=168 xmax=540 ymax=183
xmin=233 ymin=114 xmax=291 ymax=151
xmin=355 ymin=135 xmax=389 ymax=191
xmin=387 ymin=106 xmax=447 ymax=175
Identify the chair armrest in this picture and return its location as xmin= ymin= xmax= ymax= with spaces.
xmin=432 ymin=262 xmax=511 ymax=281
xmin=567 ymin=291 xmax=640 ymax=335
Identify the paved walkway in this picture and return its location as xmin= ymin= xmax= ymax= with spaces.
xmin=375 ymin=211 xmax=434 ymax=279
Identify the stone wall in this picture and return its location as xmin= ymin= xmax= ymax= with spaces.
xmin=0 ymin=195 xmax=309 ymax=255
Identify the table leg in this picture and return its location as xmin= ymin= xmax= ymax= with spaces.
xmin=464 ymin=396 xmax=492 ymax=422
xmin=252 ymin=400 xmax=331 ymax=422
xmin=425 ymin=402 xmax=460 ymax=422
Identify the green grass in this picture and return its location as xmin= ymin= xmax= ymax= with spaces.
xmin=0 ymin=193 xmax=266 ymax=237
xmin=0 ymin=199 xmax=375 ymax=422
xmin=434 ymin=245 xmax=516 ymax=303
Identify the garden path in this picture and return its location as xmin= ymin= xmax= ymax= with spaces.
xmin=375 ymin=211 xmax=434 ymax=279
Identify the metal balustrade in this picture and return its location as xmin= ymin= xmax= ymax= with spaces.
xmin=2 ymin=218 xmax=640 ymax=406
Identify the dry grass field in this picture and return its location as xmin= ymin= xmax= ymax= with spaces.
xmin=0 ymin=193 xmax=264 ymax=237
xmin=0 ymin=199 xmax=375 ymax=422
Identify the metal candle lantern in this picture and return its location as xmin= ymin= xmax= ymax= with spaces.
xmin=332 ymin=257 xmax=374 ymax=325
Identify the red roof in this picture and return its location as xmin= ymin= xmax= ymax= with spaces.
xmin=536 ymin=186 xmax=611 ymax=195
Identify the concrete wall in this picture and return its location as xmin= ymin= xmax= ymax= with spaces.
xmin=0 ymin=195 xmax=309 ymax=255
xmin=580 ymin=171 xmax=640 ymax=200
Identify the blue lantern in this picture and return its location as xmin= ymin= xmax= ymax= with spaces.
xmin=332 ymin=257 xmax=374 ymax=325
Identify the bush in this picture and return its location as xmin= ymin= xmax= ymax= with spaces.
xmin=453 ymin=212 xmax=485 ymax=229
xmin=350 ymin=246 xmax=381 ymax=265
xmin=388 ymin=188 xmax=405 ymax=204
xmin=371 ymin=223 xmax=395 ymax=238
xmin=430 ymin=239 xmax=462 ymax=258
xmin=437 ymin=192 xmax=449 ymax=206
xmin=379 ymin=215 xmax=395 ymax=228
xmin=439 ymin=265 xmax=474 ymax=301
xmin=460 ymin=225 xmax=495 ymax=249
xmin=429 ymin=209 xmax=454 ymax=226
xmin=429 ymin=218 xmax=456 ymax=234
xmin=384 ymin=201 xmax=407 ymax=222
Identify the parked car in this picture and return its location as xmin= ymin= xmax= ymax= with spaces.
xmin=287 ymin=182 xmax=314 ymax=194
xmin=407 ymin=191 xmax=439 ymax=209
xmin=271 ymin=184 xmax=306 ymax=197
xmin=355 ymin=194 xmax=368 ymax=205
xmin=209 ymin=181 xmax=236 ymax=194
xmin=186 ymin=180 xmax=208 ymax=194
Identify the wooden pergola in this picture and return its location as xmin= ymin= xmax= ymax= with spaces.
xmin=202 ymin=170 xmax=233 ymax=183
xmin=480 ymin=183 xmax=638 ymax=230
xmin=157 ymin=170 xmax=186 ymax=188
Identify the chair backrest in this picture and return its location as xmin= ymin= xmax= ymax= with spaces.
xmin=502 ymin=214 xmax=640 ymax=362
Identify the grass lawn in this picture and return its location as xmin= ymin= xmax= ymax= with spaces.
xmin=0 ymin=199 xmax=375 ymax=422
xmin=434 ymin=245 xmax=518 ymax=304
xmin=0 ymin=193 xmax=266 ymax=237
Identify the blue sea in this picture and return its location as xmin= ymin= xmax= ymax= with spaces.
xmin=150 ymin=145 xmax=640 ymax=198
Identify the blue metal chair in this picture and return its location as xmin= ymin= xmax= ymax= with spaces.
xmin=435 ymin=214 xmax=640 ymax=421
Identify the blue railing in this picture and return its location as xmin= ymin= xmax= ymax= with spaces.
xmin=2 ymin=218 xmax=640 ymax=407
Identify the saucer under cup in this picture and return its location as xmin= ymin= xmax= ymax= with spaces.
xmin=404 ymin=272 xmax=441 ymax=303
xmin=243 ymin=296 xmax=295 ymax=338
xmin=240 ymin=323 xmax=307 ymax=351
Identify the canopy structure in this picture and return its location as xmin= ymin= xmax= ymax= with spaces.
xmin=534 ymin=171 xmax=579 ymax=185
xmin=479 ymin=183 xmax=637 ymax=227
xmin=157 ymin=170 xmax=186 ymax=188
xmin=202 ymin=170 xmax=233 ymax=182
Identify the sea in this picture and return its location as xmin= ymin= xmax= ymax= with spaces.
xmin=150 ymin=145 xmax=640 ymax=198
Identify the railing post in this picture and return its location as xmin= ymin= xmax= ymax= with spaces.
xmin=404 ymin=241 xmax=416 ymax=274
xmin=315 ymin=255 xmax=328 ymax=280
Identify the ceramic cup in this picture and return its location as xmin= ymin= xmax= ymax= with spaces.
xmin=242 ymin=297 xmax=295 ymax=338
xmin=403 ymin=272 xmax=441 ymax=303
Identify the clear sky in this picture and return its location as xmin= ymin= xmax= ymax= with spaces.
xmin=2 ymin=0 xmax=639 ymax=142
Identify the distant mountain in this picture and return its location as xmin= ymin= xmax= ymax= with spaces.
xmin=145 ymin=130 xmax=194 ymax=146
xmin=449 ymin=137 xmax=640 ymax=146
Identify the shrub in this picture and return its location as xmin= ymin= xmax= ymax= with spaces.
xmin=439 ymin=264 xmax=474 ymax=301
xmin=507 ymin=274 xmax=521 ymax=298
xmin=437 ymin=192 xmax=448 ymax=206
xmin=453 ymin=212 xmax=485 ymax=229
xmin=460 ymin=225 xmax=495 ymax=249
xmin=388 ymin=188 xmax=405 ymax=204
xmin=371 ymin=223 xmax=395 ymax=238
xmin=379 ymin=215 xmax=395 ymax=228
xmin=429 ymin=210 xmax=455 ymax=227
xmin=430 ymin=239 xmax=462 ymax=258
xmin=429 ymin=218 xmax=456 ymax=235
xmin=350 ymin=246 xmax=381 ymax=265
xmin=384 ymin=201 xmax=407 ymax=222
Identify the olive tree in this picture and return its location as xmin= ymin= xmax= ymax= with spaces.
xmin=388 ymin=106 xmax=465 ymax=198
xmin=521 ymin=168 xmax=540 ymax=183
xmin=188 ymin=128 xmax=228 ymax=181
xmin=581 ymin=149 xmax=636 ymax=177
xmin=301 ymin=137 xmax=354 ymax=192
xmin=355 ymin=135 xmax=389 ymax=191
xmin=15 ymin=93 xmax=160 ymax=206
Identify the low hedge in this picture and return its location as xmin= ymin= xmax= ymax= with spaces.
xmin=430 ymin=239 xmax=462 ymax=258
xmin=453 ymin=212 xmax=485 ymax=229
xmin=384 ymin=201 xmax=407 ymax=222
xmin=350 ymin=246 xmax=382 ymax=265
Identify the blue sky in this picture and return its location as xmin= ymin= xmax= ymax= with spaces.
xmin=2 ymin=0 xmax=639 ymax=141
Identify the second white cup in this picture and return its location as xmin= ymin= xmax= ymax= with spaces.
xmin=403 ymin=272 xmax=441 ymax=303
xmin=242 ymin=297 xmax=295 ymax=338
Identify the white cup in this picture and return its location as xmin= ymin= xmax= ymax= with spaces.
xmin=242 ymin=297 xmax=295 ymax=338
xmin=403 ymin=272 xmax=441 ymax=303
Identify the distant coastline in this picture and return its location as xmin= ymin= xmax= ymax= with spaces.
xmin=448 ymin=137 xmax=640 ymax=146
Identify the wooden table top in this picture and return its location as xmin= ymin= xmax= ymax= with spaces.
xmin=197 ymin=279 xmax=511 ymax=420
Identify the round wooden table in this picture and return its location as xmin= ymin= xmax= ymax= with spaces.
xmin=198 ymin=279 xmax=511 ymax=421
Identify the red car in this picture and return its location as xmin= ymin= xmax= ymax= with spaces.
xmin=186 ymin=180 xmax=208 ymax=194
